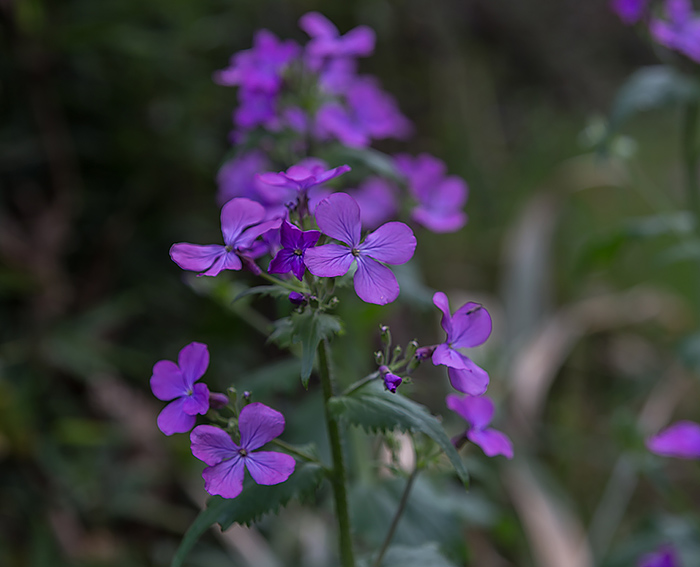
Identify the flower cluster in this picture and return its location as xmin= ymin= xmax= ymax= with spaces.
xmin=613 ymin=0 xmax=700 ymax=63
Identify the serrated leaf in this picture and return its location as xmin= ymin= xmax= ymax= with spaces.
xmin=609 ymin=65 xmax=700 ymax=132
xmin=290 ymin=310 xmax=342 ymax=387
xmin=171 ymin=463 xmax=325 ymax=567
xmin=328 ymin=382 xmax=469 ymax=486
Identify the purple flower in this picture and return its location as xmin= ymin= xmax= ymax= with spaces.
xmin=350 ymin=176 xmax=399 ymax=229
xmin=170 ymin=198 xmax=281 ymax=277
xmin=234 ymin=89 xmax=280 ymax=132
xmin=650 ymin=0 xmax=700 ymax=62
xmin=379 ymin=366 xmax=402 ymax=393
xmin=647 ymin=420 xmax=700 ymax=459
xmin=299 ymin=12 xmax=375 ymax=62
xmin=150 ymin=342 xmax=210 ymax=436
xmin=190 ymin=403 xmax=296 ymax=499
xmin=432 ymin=292 xmax=491 ymax=396
xmin=611 ymin=0 xmax=649 ymax=24
xmin=269 ymin=221 xmax=321 ymax=280
xmin=216 ymin=150 xmax=271 ymax=207
xmin=446 ymin=394 xmax=513 ymax=459
xmin=394 ymin=153 xmax=468 ymax=233
xmin=305 ymin=193 xmax=417 ymax=305
xmin=289 ymin=291 xmax=307 ymax=306
xmin=256 ymin=160 xmax=351 ymax=207
xmin=315 ymin=78 xmax=412 ymax=148
xmin=214 ymin=29 xmax=300 ymax=93
xmin=638 ymin=545 xmax=680 ymax=567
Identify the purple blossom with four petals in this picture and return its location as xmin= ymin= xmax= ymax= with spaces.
xmin=647 ymin=420 xmax=700 ymax=459
xmin=269 ymin=221 xmax=321 ymax=280
xmin=150 ymin=342 xmax=211 ymax=436
xmin=446 ymin=394 xmax=513 ymax=459
xmin=395 ymin=153 xmax=468 ymax=233
xmin=304 ymin=193 xmax=417 ymax=305
xmin=216 ymin=149 xmax=271 ymax=207
xmin=256 ymin=161 xmax=351 ymax=208
xmin=190 ymin=403 xmax=296 ymax=499
xmin=432 ymin=292 xmax=492 ymax=395
xmin=638 ymin=545 xmax=680 ymax=567
xmin=170 ymin=198 xmax=281 ymax=277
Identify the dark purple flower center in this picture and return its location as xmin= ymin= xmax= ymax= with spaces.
xmin=225 ymin=245 xmax=234 ymax=252
xmin=294 ymin=248 xmax=303 ymax=256
xmin=351 ymin=248 xmax=360 ymax=257
xmin=239 ymin=448 xmax=248 ymax=457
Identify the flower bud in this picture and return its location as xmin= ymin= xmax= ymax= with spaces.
xmin=404 ymin=340 xmax=418 ymax=360
xmin=208 ymin=392 xmax=230 ymax=410
xmin=374 ymin=350 xmax=385 ymax=365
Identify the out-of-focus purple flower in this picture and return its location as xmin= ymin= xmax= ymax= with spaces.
xmin=257 ymin=159 xmax=350 ymax=209
xmin=647 ymin=420 xmax=700 ymax=459
xmin=269 ymin=221 xmax=321 ymax=280
xmin=350 ymin=177 xmax=399 ymax=229
xmin=304 ymin=193 xmax=416 ymax=305
xmin=208 ymin=392 xmax=230 ymax=410
xmin=431 ymin=292 xmax=491 ymax=396
xmin=190 ymin=403 xmax=296 ymax=499
xmin=650 ymin=0 xmax=700 ymax=62
xmin=299 ymin=12 xmax=375 ymax=62
xmin=638 ymin=545 xmax=680 ymax=567
xmin=394 ymin=153 xmax=468 ymax=233
xmin=318 ymin=58 xmax=359 ymax=94
xmin=234 ymin=89 xmax=280 ymax=132
xmin=150 ymin=342 xmax=210 ymax=436
xmin=446 ymin=394 xmax=513 ymax=459
xmin=379 ymin=365 xmax=402 ymax=393
xmin=216 ymin=150 xmax=271 ymax=207
xmin=214 ymin=29 xmax=300 ymax=93
xmin=170 ymin=198 xmax=281 ymax=277
xmin=282 ymin=106 xmax=309 ymax=133
xmin=315 ymin=78 xmax=412 ymax=148
xmin=611 ymin=0 xmax=649 ymax=24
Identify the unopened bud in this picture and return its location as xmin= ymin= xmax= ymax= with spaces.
xmin=415 ymin=345 xmax=436 ymax=360
xmin=380 ymin=325 xmax=391 ymax=345
xmin=375 ymin=351 xmax=385 ymax=365
xmin=404 ymin=340 xmax=418 ymax=360
xmin=208 ymin=392 xmax=229 ymax=410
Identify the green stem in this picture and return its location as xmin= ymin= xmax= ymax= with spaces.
xmin=341 ymin=371 xmax=380 ymax=396
xmin=271 ymin=439 xmax=326 ymax=468
xmin=319 ymin=339 xmax=356 ymax=567
xmin=683 ymin=100 xmax=700 ymax=319
xmin=258 ymin=271 xmax=308 ymax=293
xmin=372 ymin=468 xmax=419 ymax=567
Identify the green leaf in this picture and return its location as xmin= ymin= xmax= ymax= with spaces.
xmin=290 ymin=310 xmax=342 ymax=388
xmin=232 ymin=285 xmax=293 ymax=302
xmin=360 ymin=543 xmax=457 ymax=567
xmin=170 ymin=463 xmax=325 ymax=567
xmin=609 ymin=66 xmax=700 ymax=132
xmin=328 ymin=382 xmax=469 ymax=487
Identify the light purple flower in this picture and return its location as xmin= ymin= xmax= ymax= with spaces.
xmin=190 ymin=403 xmax=296 ymax=499
xmin=611 ymin=0 xmax=649 ymax=24
xmin=214 ymin=29 xmax=300 ymax=93
xmin=431 ymin=292 xmax=491 ymax=396
xmin=446 ymin=394 xmax=513 ymax=459
xmin=305 ymin=193 xmax=416 ymax=305
xmin=638 ymin=545 xmax=680 ymax=567
xmin=315 ymin=78 xmax=412 ymax=148
xmin=268 ymin=221 xmax=321 ymax=280
xmin=350 ymin=177 xmax=399 ymax=229
xmin=299 ymin=12 xmax=375 ymax=62
xmin=647 ymin=420 xmax=700 ymax=459
xmin=257 ymin=160 xmax=350 ymax=205
xmin=650 ymin=0 xmax=700 ymax=62
xmin=150 ymin=342 xmax=210 ymax=436
xmin=395 ymin=153 xmax=468 ymax=233
xmin=170 ymin=198 xmax=281 ymax=277
xmin=216 ymin=150 xmax=271 ymax=207
xmin=234 ymin=88 xmax=280 ymax=132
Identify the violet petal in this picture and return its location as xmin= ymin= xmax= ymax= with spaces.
xmin=157 ymin=398 xmax=198 ymax=436
xmin=446 ymin=394 xmax=494 ymax=429
xmin=449 ymin=302 xmax=492 ymax=349
xmin=314 ymin=193 xmax=362 ymax=246
xmin=467 ymin=428 xmax=514 ymax=459
xmin=150 ymin=360 xmax=188 ymax=401
xmin=181 ymin=382 xmax=211 ymax=416
xmin=360 ymin=222 xmax=416 ymax=265
xmin=304 ymin=243 xmax=355 ymax=277
xmin=177 ymin=342 xmax=209 ymax=385
xmin=245 ymin=451 xmax=296 ymax=485
xmin=239 ymin=402 xmax=286 ymax=451
xmin=448 ymin=361 xmax=489 ymax=396
xmin=202 ymin=456 xmax=246 ymax=499
xmin=170 ymin=243 xmax=227 ymax=273
xmin=647 ymin=420 xmax=700 ymax=459
xmin=353 ymin=255 xmax=400 ymax=305
xmin=191 ymin=424 xmax=239 ymax=465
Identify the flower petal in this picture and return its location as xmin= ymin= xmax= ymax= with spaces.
xmin=157 ymin=398 xmax=197 ymax=436
xmin=646 ymin=420 xmax=700 ymax=459
xmin=359 ymin=222 xmax=416 ymax=265
xmin=202 ymin=456 xmax=245 ymax=499
xmin=220 ymin=198 xmax=266 ymax=246
xmin=313 ymin=164 xmax=351 ymax=185
xmin=239 ymin=402 xmax=286 ymax=451
xmin=245 ymin=451 xmax=296 ymax=485
xmin=190 ymin=424 xmax=239 ymax=465
xmin=353 ymin=256 xmax=400 ymax=305
xmin=304 ymin=243 xmax=354 ymax=277
xmin=447 ymin=360 xmax=489 ymax=396
xmin=236 ymin=218 xmax=283 ymax=250
xmin=450 ymin=303 xmax=492 ymax=348
xmin=269 ymin=249 xmax=302 ymax=279
xmin=467 ymin=428 xmax=513 ymax=459
xmin=181 ymin=382 xmax=210 ymax=415
xmin=299 ymin=11 xmax=338 ymax=39
xmin=178 ymin=342 xmax=209 ymax=385
xmin=446 ymin=394 xmax=494 ymax=429
xmin=314 ymin=193 xmax=361 ymax=247
xmin=170 ymin=243 xmax=226 ymax=273
xmin=432 ymin=292 xmax=453 ymax=336
xmin=150 ymin=360 xmax=188 ymax=401
xmin=432 ymin=344 xmax=470 ymax=370
xmin=279 ymin=220 xmax=303 ymax=249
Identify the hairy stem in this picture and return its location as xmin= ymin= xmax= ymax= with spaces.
xmin=372 ymin=468 xmax=419 ymax=567
xmin=319 ymin=339 xmax=355 ymax=567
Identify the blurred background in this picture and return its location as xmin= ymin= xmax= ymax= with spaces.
xmin=2 ymin=0 xmax=700 ymax=565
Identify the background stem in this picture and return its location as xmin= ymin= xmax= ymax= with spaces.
xmin=319 ymin=339 xmax=356 ymax=567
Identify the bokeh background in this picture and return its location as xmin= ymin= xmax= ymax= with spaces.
xmin=2 ymin=0 xmax=700 ymax=566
